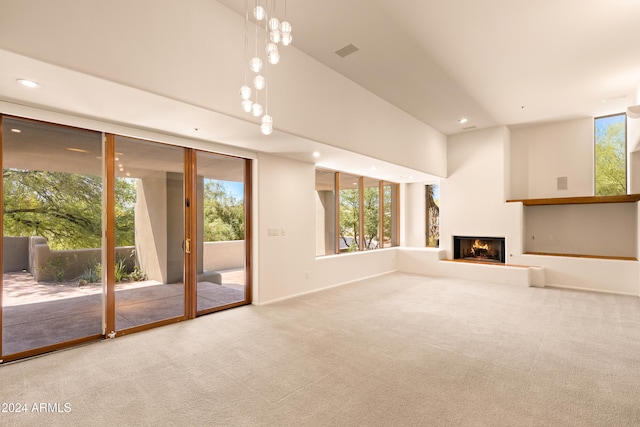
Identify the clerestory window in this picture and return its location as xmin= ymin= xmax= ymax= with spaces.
xmin=595 ymin=113 xmax=627 ymax=196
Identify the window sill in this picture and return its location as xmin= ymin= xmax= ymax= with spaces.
xmin=524 ymin=252 xmax=637 ymax=261
xmin=506 ymin=194 xmax=640 ymax=206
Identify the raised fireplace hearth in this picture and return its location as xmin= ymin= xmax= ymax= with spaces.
xmin=453 ymin=236 xmax=505 ymax=263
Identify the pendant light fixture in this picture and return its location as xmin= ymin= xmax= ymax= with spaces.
xmin=239 ymin=0 xmax=292 ymax=135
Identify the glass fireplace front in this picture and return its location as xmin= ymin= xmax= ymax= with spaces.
xmin=453 ymin=236 xmax=505 ymax=263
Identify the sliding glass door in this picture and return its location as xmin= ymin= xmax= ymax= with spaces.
xmin=195 ymin=151 xmax=250 ymax=314
xmin=1 ymin=117 xmax=103 ymax=356
xmin=0 ymin=115 xmax=252 ymax=362
xmin=111 ymin=136 xmax=187 ymax=332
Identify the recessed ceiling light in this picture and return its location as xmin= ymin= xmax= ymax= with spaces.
xmin=10 ymin=128 xmax=21 ymax=133
xmin=312 ymin=151 xmax=320 ymax=158
xmin=17 ymin=79 xmax=40 ymax=89
xmin=458 ymin=118 xmax=468 ymax=124
xmin=371 ymin=166 xmax=377 ymax=171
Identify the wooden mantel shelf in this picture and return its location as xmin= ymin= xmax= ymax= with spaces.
xmin=506 ymin=194 xmax=640 ymax=206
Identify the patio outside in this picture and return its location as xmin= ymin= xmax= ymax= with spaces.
xmin=2 ymin=268 xmax=245 ymax=355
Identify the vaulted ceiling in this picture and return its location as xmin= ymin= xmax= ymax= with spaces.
xmin=217 ymin=0 xmax=640 ymax=135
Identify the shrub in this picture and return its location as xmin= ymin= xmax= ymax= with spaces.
xmin=38 ymin=254 xmax=75 ymax=282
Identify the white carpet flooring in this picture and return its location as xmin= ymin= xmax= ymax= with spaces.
xmin=1 ymin=272 xmax=639 ymax=426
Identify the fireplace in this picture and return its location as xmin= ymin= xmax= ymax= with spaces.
xmin=453 ymin=236 xmax=505 ymax=263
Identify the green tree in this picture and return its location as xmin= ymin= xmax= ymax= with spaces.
xmin=339 ymin=188 xmax=360 ymax=251
xmin=3 ymin=170 xmax=136 ymax=250
xmin=340 ymin=185 xmax=385 ymax=251
xmin=595 ymin=116 xmax=626 ymax=196
xmin=363 ymin=186 xmax=380 ymax=249
xmin=426 ymin=184 xmax=439 ymax=247
xmin=203 ymin=180 xmax=244 ymax=241
xmin=383 ymin=185 xmax=393 ymax=247
xmin=115 ymin=177 xmax=137 ymax=247
xmin=3 ymin=170 xmax=103 ymax=249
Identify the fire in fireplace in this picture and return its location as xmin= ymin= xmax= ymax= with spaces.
xmin=453 ymin=236 xmax=505 ymax=263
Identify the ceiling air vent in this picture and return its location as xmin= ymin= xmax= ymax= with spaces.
xmin=335 ymin=44 xmax=359 ymax=58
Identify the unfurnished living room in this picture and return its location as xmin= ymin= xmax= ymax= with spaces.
xmin=1 ymin=0 xmax=640 ymax=426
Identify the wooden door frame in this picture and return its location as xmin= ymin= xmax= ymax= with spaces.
xmin=193 ymin=153 xmax=253 ymax=316
xmin=185 ymin=148 xmax=197 ymax=319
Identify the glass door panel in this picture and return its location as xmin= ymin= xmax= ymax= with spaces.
xmin=2 ymin=117 xmax=103 ymax=356
xmin=113 ymin=136 xmax=185 ymax=330
xmin=195 ymin=151 xmax=247 ymax=313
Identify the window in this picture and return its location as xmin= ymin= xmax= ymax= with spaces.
xmin=339 ymin=173 xmax=361 ymax=252
xmin=595 ymin=113 xmax=626 ymax=196
xmin=315 ymin=169 xmax=336 ymax=256
xmin=382 ymin=182 xmax=398 ymax=248
xmin=315 ymin=168 xmax=399 ymax=255
xmin=426 ymin=184 xmax=440 ymax=247
xmin=363 ymin=177 xmax=380 ymax=250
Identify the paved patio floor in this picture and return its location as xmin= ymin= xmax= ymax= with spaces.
xmin=2 ymin=270 xmax=246 ymax=356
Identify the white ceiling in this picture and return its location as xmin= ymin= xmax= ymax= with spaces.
xmin=217 ymin=0 xmax=640 ymax=135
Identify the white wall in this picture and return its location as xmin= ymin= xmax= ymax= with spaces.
xmin=407 ymin=124 xmax=639 ymax=295
xmin=519 ymin=254 xmax=639 ymax=295
xmin=203 ymin=241 xmax=245 ymax=271
xmin=136 ymin=173 xmax=168 ymax=283
xmin=256 ymin=154 xmax=316 ymax=303
xmin=524 ymin=204 xmax=637 ymax=257
xmin=403 ymin=183 xmax=426 ymax=247
xmin=628 ymin=114 xmax=640 ymax=193
xmin=510 ymin=118 xmax=594 ymax=199
xmin=440 ymin=126 xmax=521 ymax=260
xmin=256 ymin=153 xmax=397 ymax=303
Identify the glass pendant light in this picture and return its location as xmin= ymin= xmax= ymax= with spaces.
xmin=241 ymin=99 xmax=253 ymax=113
xmin=260 ymin=123 xmax=273 ymax=135
xmin=266 ymin=42 xmax=278 ymax=54
xmin=253 ymin=75 xmax=266 ymax=90
xmin=268 ymin=17 xmax=280 ymax=31
xmin=266 ymin=43 xmax=280 ymax=64
xmin=260 ymin=115 xmax=273 ymax=135
xmin=268 ymin=51 xmax=280 ymax=65
xmin=254 ymin=5 xmax=265 ymax=20
xmin=261 ymin=114 xmax=273 ymax=126
xmin=269 ymin=29 xmax=281 ymax=44
xmin=239 ymin=85 xmax=252 ymax=100
xmin=249 ymin=57 xmax=262 ymax=73
xmin=280 ymin=21 xmax=292 ymax=33
xmin=252 ymin=102 xmax=263 ymax=117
